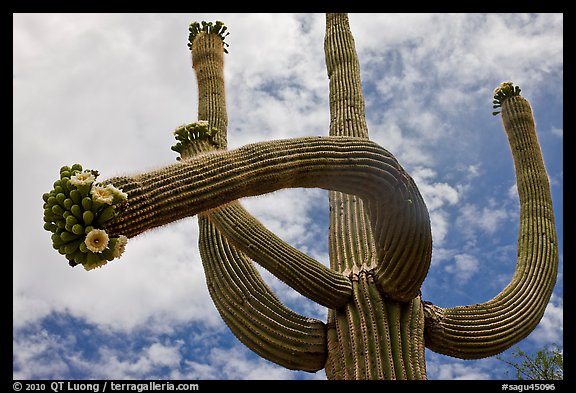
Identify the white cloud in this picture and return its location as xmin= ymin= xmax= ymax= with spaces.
xmin=411 ymin=167 xmax=460 ymax=210
xmin=147 ymin=341 xmax=184 ymax=368
xmin=13 ymin=328 xmax=73 ymax=379
xmin=426 ymin=351 xmax=496 ymax=380
xmin=173 ymin=343 xmax=326 ymax=380
xmin=241 ymin=188 xmax=327 ymax=250
xmin=408 ymin=166 xmax=461 ymax=245
xmin=528 ymin=294 xmax=563 ymax=346
xmin=13 ymin=219 xmax=221 ymax=333
xmin=550 ymin=126 xmax=563 ymax=138
xmin=75 ymin=339 xmax=187 ymax=379
xmin=429 ymin=362 xmax=492 ymax=380
xmin=457 ymin=200 xmax=511 ymax=238
xmin=444 ymin=253 xmax=480 ymax=284
xmin=203 ymin=347 xmax=300 ymax=380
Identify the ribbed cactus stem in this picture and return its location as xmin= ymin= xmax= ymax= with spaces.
xmin=206 ymin=203 xmax=352 ymax=308
xmin=324 ymin=14 xmax=432 ymax=300
xmin=326 ymin=276 xmax=427 ymax=379
xmin=423 ymin=93 xmax=558 ymax=359
xmin=198 ymin=214 xmax=327 ymax=371
xmin=323 ymin=13 xmax=430 ymax=380
xmin=325 ymin=13 xmax=375 ymax=277
xmin=192 ymin=31 xmax=228 ymax=149
xmin=99 ymin=137 xmax=424 ymax=267
xmin=325 ymin=13 xmax=369 ymax=139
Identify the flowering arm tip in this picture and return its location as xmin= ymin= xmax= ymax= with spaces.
xmin=42 ymin=164 xmax=129 ymax=271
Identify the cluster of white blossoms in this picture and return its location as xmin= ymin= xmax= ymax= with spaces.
xmin=42 ymin=164 xmax=129 ymax=271
xmin=170 ymin=120 xmax=219 ymax=157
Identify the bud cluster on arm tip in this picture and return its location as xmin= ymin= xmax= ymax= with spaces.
xmin=187 ymin=20 xmax=230 ymax=53
xmin=42 ymin=164 xmax=129 ymax=271
xmin=492 ymin=81 xmax=522 ymax=116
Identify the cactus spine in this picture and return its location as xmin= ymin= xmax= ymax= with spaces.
xmin=43 ymin=15 xmax=558 ymax=380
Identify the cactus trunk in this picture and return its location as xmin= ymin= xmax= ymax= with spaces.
xmin=323 ymin=13 xmax=428 ymax=380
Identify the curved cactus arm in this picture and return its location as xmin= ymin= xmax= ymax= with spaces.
xmin=198 ymin=214 xmax=327 ymax=372
xmin=92 ymin=137 xmax=428 ymax=302
xmin=207 ymin=202 xmax=353 ymax=309
xmin=423 ymin=85 xmax=558 ymax=359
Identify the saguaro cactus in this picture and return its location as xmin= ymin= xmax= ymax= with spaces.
xmin=42 ymin=14 xmax=558 ymax=379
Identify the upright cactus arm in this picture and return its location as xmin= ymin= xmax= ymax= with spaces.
xmin=423 ymin=84 xmax=558 ymax=359
xmin=324 ymin=13 xmax=432 ymax=302
xmin=189 ymin=26 xmax=228 ymax=149
xmin=323 ymin=13 xmax=429 ymax=380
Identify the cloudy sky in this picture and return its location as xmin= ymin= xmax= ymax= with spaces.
xmin=13 ymin=13 xmax=563 ymax=380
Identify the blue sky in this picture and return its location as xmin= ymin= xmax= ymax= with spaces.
xmin=13 ymin=13 xmax=563 ymax=380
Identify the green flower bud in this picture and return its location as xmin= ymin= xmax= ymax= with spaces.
xmin=95 ymin=205 xmax=116 ymax=226
xmin=83 ymin=210 xmax=95 ymax=226
xmin=60 ymin=230 xmax=80 ymax=243
xmin=70 ymin=189 xmax=82 ymax=205
xmin=74 ymin=251 xmax=87 ymax=265
xmin=51 ymin=204 xmax=64 ymax=216
xmin=63 ymin=198 xmax=74 ymax=210
xmin=43 ymin=222 xmax=57 ymax=232
xmin=82 ymin=197 xmax=93 ymax=211
xmin=72 ymin=224 xmax=85 ymax=235
xmin=56 ymin=193 xmax=66 ymax=206
xmin=47 ymin=196 xmax=57 ymax=207
xmin=101 ymin=246 xmax=115 ymax=261
xmin=85 ymin=250 xmax=105 ymax=267
xmin=51 ymin=233 xmax=63 ymax=245
xmin=65 ymin=215 xmax=78 ymax=227
xmin=71 ymin=204 xmax=83 ymax=220
xmin=79 ymin=241 xmax=88 ymax=253
xmin=64 ymin=239 xmax=83 ymax=254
